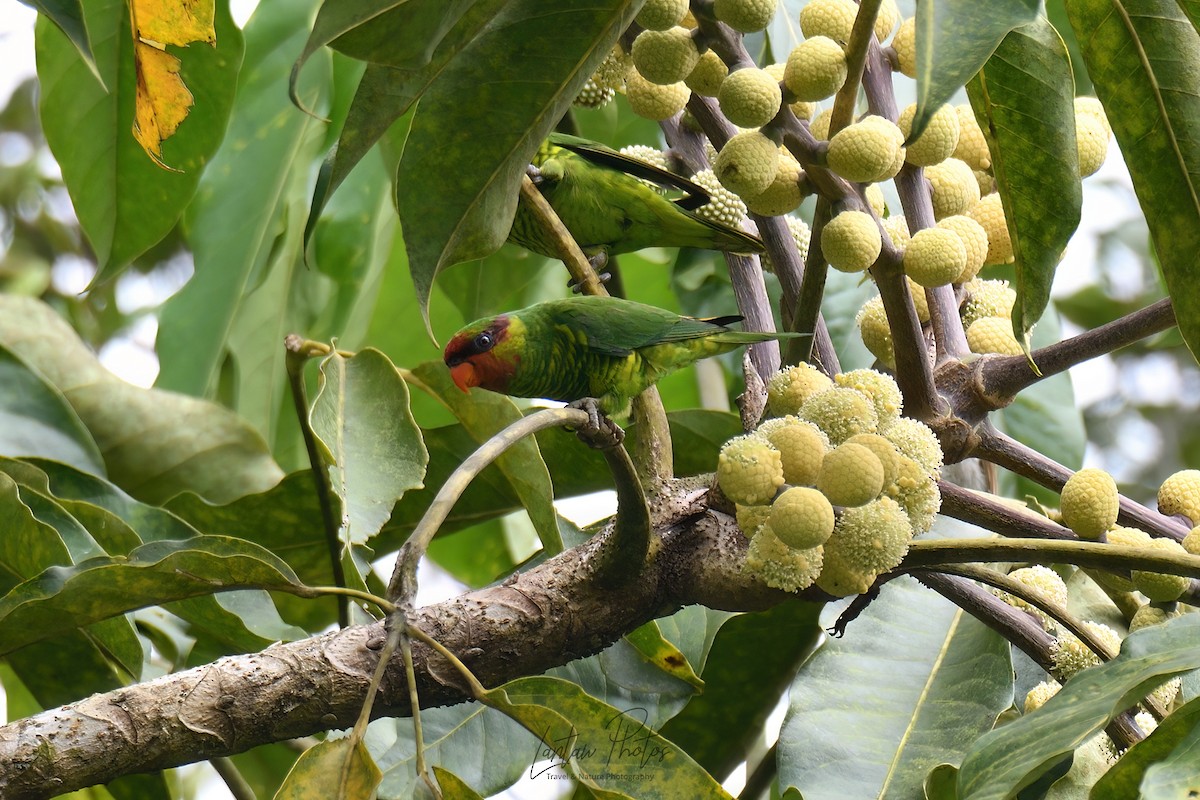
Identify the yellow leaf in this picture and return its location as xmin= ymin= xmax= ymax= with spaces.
xmin=133 ymin=41 xmax=193 ymax=168
xmin=132 ymin=0 xmax=216 ymax=47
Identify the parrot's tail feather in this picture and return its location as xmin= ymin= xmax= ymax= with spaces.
xmin=682 ymin=208 xmax=767 ymax=254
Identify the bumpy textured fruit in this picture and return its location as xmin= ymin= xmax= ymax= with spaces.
xmin=809 ymin=108 xmax=833 ymax=141
xmin=1183 ymin=525 xmax=1200 ymax=555
xmin=1129 ymin=604 xmax=1170 ymax=632
xmin=818 ymin=442 xmax=886 ymax=507
xmin=968 ymin=192 xmax=1013 ymax=265
xmin=744 ymin=152 xmax=806 ymax=216
xmin=846 ymin=433 xmax=901 ymax=487
xmin=881 ymin=417 xmax=943 ymax=475
xmin=952 ymin=104 xmax=991 ymax=170
xmin=719 ymin=67 xmax=783 ymax=128
xmin=882 ymin=214 xmax=911 ymax=249
xmin=875 ymin=0 xmax=900 ymax=41
xmin=827 ymin=117 xmax=905 ymax=183
xmin=835 ymin=368 xmax=902 ymax=424
xmin=745 ymin=528 xmax=824 ymax=591
xmin=620 ymin=144 xmax=669 ymax=172
xmin=885 ymin=454 xmax=940 ymax=533
xmin=967 ymin=317 xmax=1023 ymax=356
xmin=1061 ymin=468 xmax=1119 ymax=540
xmin=1076 ymin=111 xmax=1110 ymax=178
xmin=715 ymin=0 xmax=778 ymax=33
xmin=1132 ymin=537 xmax=1191 ymax=601
xmin=715 ymin=130 xmax=781 ymax=197
xmin=1075 ymin=96 xmax=1110 ymax=136
xmin=784 ymin=37 xmax=848 ymax=102
xmin=757 ymin=416 xmax=829 ymax=485
xmin=637 ymin=0 xmax=689 ymax=30
xmin=766 ymin=362 xmax=834 ymax=416
xmin=1159 ymin=469 xmax=1200 ymax=523
xmin=1099 ymin=526 xmax=1152 ymax=592
xmin=769 ymin=486 xmax=836 ymax=548
xmin=625 ymin=71 xmax=691 ymax=120
xmin=632 ymin=27 xmax=701 ymax=85
xmin=822 ymin=210 xmax=882 ymax=273
xmin=736 ymin=503 xmax=772 ymax=537
xmin=906 ymin=276 xmax=931 ymax=323
xmin=692 ymin=169 xmax=748 ymax=227
xmin=575 ymin=78 xmax=615 ymax=108
xmin=763 ymin=215 xmax=813 ymax=272
xmin=961 ymin=278 xmax=1016 ymax=329
xmin=999 ymin=565 xmax=1070 ymax=630
xmin=685 ymin=50 xmax=729 ymax=96
xmin=817 ymin=497 xmax=912 ymax=596
xmin=798 ymin=387 xmax=880 ymax=444
xmin=892 ymin=17 xmax=916 ymax=77
xmin=865 ymin=183 xmax=886 ymax=217
xmin=1051 ymin=621 xmax=1121 ymax=680
xmin=856 ymin=295 xmax=895 ymax=369
xmin=936 ymin=215 xmax=988 ymax=283
xmin=799 ymin=0 xmax=858 ymax=43
xmin=1024 ymin=679 xmax=1061 ymax=713
xmin=718 ymin=434 xmax=785 ymax=505
xmin=925 ymin=158 xmax=980 ymax=220
xmin=898 ymin=103 xmax=960 ymax=167
xmin=904 ymin=227 xmax=968 ymax=288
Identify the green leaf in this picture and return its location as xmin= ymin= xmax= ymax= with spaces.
xmin=779 ymin=575 xmax=1013 ymax=799
xmin=426 ymin=517 xmax=518 ymax=587
xmin=0 ymin=343 xmax=103 ymax=476
xmin=482 ymin=675 xmax=733 ymax=797
xmin=0 ymin=536 xmax=303 ymax=657
xmin=34 ymin=0 xmax=243 ymax=280
xmin=409 ymin=361 xmax=561 ymax=552
xmin=275 ymin=737 xmax=381 ymax=800
xmin=624 ymin=621 xmax=706 ymax=692
xmin=1139 ymin=706 xmax=1200 ymax=798
xmin=957 ymin=614 xmax=1200 ymax=799
xmin=967 ymin=19 xmax=1081 ymax=341
xmin=299 ymin=0 xmax=474 ymax=74
xmin=311 ymin=348 xmax=428 ymax=544
xmin=400 ymin=0 xmax=639 ymax=327
xmin=911 ymin=0 xmax=1039 ymax=138
xmin=433 ymin=766 xmax=485 ymax=799
xmin=1064 ymin=0 xmax=1200 ymax=365
xmin=1090 ymin=695 xmax=1200 ymax=797
xmin=437 ymin=249 xmax=563 ymax=325
xmin=0 ymin=296 xmax=283 ymax=504
xmin=24 ymin=0 xmax=98 ymax=80
xmin=155 ymin=0 xmax=328 ymax=397
xmin=0 ymin=470 xmax=71 ymax=593
xmin=659 ymin=600 xmax=822 ymax=779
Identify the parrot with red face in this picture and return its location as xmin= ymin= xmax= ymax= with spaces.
xmin=444 ymin=296 xmax=798 ymax=416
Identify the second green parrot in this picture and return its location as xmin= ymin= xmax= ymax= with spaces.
xmin=509 ymin=133 xmax=764 ymax=263
xmin=444 ymin=296 xmax=798 ymax=415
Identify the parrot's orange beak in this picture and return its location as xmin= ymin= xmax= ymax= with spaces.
xmin=449 ymin=361 xmax=479 ymax=393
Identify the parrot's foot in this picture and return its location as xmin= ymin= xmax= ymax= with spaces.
xmin=568 ymin=252 xmax=611 ymax=294
xmin=526 ymin=163 xmax=544 ymax=186
xmin=567 ymin=397 xmax=625 ymax=449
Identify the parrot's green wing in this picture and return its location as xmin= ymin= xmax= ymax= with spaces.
xmin=547 ymin=133 xmax=710 ymax=211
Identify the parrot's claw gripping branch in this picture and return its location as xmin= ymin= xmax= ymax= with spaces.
xmin=567 ymin=397 xmax=625 ymax=448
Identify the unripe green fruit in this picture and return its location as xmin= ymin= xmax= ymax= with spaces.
xmin=953 ymin=104 xmax=992 ymax=170
xmin=757 ymin=416 xmax=829 ymax=485
xmin=718 ymin=433 xmax=785 ymax=505
xmin=719 ymin=67 xmax=783 ymax=128
xmin=892 ymin=17 xmax=916 ymax=77
xmin=936 ymin=215 xmax=988 ymax=283
xmin=799 ymin=0 xmax=858 ymax=43
xmin=691 ymin=169 xmax=748 ymax=228
xmin=856 ymin=295 xmax=895 ymax=369
xmin=784 ymin=37 xmax=848 ymax=102
xmin=743 ymin=152 xmax=806 ymax=216
xmin=846 ymin=433 xmax=901 ymax=487
xmin=967 ymin=317 xmax=1023 ymax=356
xmin=799 ymin=387 xmax=879 ymax=444
xmin=631 ymin=27 xmax=701 ymax=85
xmin=821 ymin=210 xmax=882 ymax=273
xmin=924 ymin=158 xmax=980 ymax=219
xmin=827 ymin=118 xmax=904 ymax=183
xmin=835 ymin=368 xmax=902 ymax=424
xmin=818 ymin=442 xmax=885 ymax=507
xmin=766 ymin=362 xmax=834 ymax=416
xmin=903 ymin=227 xmax=968 ymax=288
xmin=685 ymin=50 xmax=729 ymax=96
xmin=880 ymin=416 xmax=943 ymax=475
xmin=715 ymin=0 xmax=778 ymax=33
xmin=817 ymin=496 xmax=912 ymax=596
xmin=769 ymin=486 xmax=836 ymax=548
xmin=715 ymin=131 xmax=781 ymax=197
xmin=898 ymin=103 xmax=960 ymax=167
xmin=625 ymin=70 xmax=691 ymax=120
xmin=637 ymin=0 xmax=689 ymax=29
xmin=968 ymin=192 xmax=1013 ymax=265
xmin=1061 ymin=468 xmax=1119 ymax=540
xmin=744 ymin=528 xmax=824 ymax=591
xmin=1132 ymin=537 xmax=1190 ymax=601
xmin=1158 ymin=469 xmax=1200 ymax=523
xmin=961 ymin=278 xmax=1016 ymax=329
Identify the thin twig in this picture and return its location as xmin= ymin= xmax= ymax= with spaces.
xmin=906 ymin=538 xmax=1200 ymax=577
xmin=210 ymin=757 xmax=255 ymax=800
xmin=937 ymin=481 xmax=1074 ymax=540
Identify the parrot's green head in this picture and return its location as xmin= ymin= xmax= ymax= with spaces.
xmin=443 ymin=314 xmax=526 ymax=394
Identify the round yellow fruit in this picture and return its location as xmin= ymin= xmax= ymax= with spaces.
xmin=798 ymin=387 xmax=880 ymax=444
xmin=904 ymin=226 xmax=968 ymax=288
xmin=818 ymin=442 xmax=886 ymax=507
xmin=799 ymin=0 xmax=858 ymax=44
xmin=1159 ymin=469 xmax=1200 ymax=524
xmin=784 ymin=36 xmax=848 ymax=102
xmin=769 ymin=486 xmax=837 ymax=548
xmin=817 ymin=496 xmax=912 ymax=596
xmin=968 ymin=192 xmax=1013 ymax=265
xmin=1061 ymin=467 xmax=1119 ymax=540
xmin=821 ymin=209 xmax=882 ymax=273
xmin=961 ymin=278 xmax=1016 ymax=329
xmin=744 ymin=527 xmax=824 ymax=591
xmin=636 ymin=0 xmax=689 ymax=30
xmin=743 ymin=152 xmax=806 ymax=216
xmin=827 ymin=116 xmax=905 ymax=183
xmin=685 ymin=50 xmax=729 ymax=96
xmin=719 ymin=66 xmax=783 ymax=128
xmin=715 ymin=0 xmax=778 ymax=33
xmin=953 ymin=104 xmax=991 ymax=170
xmin=766 ymin=362 xmax=834 ymax=416
xmin=892 ymin=17 xmax=916 ymax=77
xmin=626 ymin=70 xmax=691 ymax=120
xmin=834 ymin=368 xmax=902 ymax=424
xmin=1076 ymin=110 xmax=1110 ymax=178
xmin=924 ymin=158 xmax=980 ymax=220
xmin=856 ymin=295 xmax=895 ymax=369
xmin=718 ymin=433 xmax=785 ymax=505
xmin=885 ymin=454 xmax=941 ymax=533
xmin=967 ymin=316 xmax=1023 ymax=356
xmin=880 ymin=416 xmax=943 ymax=475
xmin=631 ymin=27 xmax=701 ymax=85
xmin=936 ymin=215 xmax=988 ymax=283
xmin=757 ymin=416 xmax=829 ymax=485
xmin=1131 ymin=537 xmax=1190 ymax=601
xmin=899 ymin=103 xmax=960 ymax=167
xmin=715 ymin=130 xmax=781 ymax=197
xmin=845 ymin=432 xmax=901 ymax=487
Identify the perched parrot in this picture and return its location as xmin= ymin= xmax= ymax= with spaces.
xmin=444 ymin=296 xmax=798 ymax=415
xmin=508 ymin=133 xmax=765 ymax=264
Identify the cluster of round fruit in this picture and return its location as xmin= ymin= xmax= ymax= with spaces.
xmin=714 ymin=363 xmax=943 ymax=596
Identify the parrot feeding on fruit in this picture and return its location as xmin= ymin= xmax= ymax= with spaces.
xmin=444 ymin=296 xmax=799 ymax=415
xmin=508 ymin=133 xmax=765 ymax=263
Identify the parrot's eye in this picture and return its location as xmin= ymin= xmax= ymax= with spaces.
xmin=474 ymin=331 xmax=494 ymax=352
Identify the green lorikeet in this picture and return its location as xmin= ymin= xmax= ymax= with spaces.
xmin=444 ymin=296 xmax=797 ymax=415
xmin=508 ymin=133 xmax=765 ymax=262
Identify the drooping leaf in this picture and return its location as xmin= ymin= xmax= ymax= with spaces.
xmin=399 ymin=0 xmax=639 ymax=327
xmin=1064 ymin=0 xmax=1200 ymax=366
xmin=0 ymin=296 xmax=283 ymax=504
xmin=0 ymin=343 xmax=104 ymax=475
xmin=911 ymin=0 xmax=1040 ymax=138
xmin=967 ymin=19 xmax=1081 ymax=342
xmin=958 ymin=614 xmax=1200 ymax=799
xmin=779 ymin=574 xmax=1013 ymax=799
xmin=35 ymin=0 xmax=242 ymax=280
xmin=275 ymin=737 xmax=382 ymax=800
xmin=23 ymin=0 xmax=98 ymax=79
